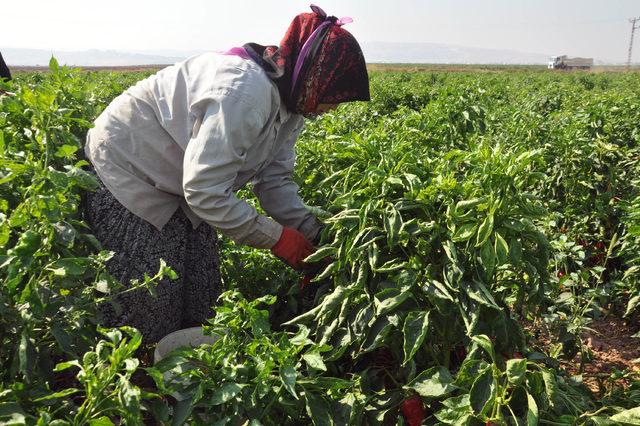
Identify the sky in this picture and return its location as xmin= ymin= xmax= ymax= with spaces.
xmin=2 ymin=0 xmax=639 ymax=63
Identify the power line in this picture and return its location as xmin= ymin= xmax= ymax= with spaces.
xmin=628 ymin=17 xmax=640 ymax=71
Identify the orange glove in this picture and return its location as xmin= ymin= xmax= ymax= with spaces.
xmin=271 ymin=227 xmax=314 ymax=271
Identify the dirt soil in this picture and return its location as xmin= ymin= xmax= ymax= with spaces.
xmin=577 ymin=316 xmax=640 ymax=375
xmin=531 ymin=316 xmax=640 ymax=394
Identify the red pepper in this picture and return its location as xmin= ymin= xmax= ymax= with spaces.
xmin=500 ymin=351 xmax=524 ymax=359
xmin=401 ymin=396 xmax=425 ymax=426
xmin=455 ymin=345 xmax=467 ymax=362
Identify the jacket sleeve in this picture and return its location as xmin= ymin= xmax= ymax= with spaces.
xmin=252 ymin=121 xmax=323 ymax=242
xmin=183 ymin=91 xmax=283 ymax=249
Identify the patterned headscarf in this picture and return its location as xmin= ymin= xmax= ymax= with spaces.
xmin=243 ymin=5 xmax=370 ymax=115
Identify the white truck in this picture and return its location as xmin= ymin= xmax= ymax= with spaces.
xmin=548 ymin=55 xmax=593 ymax=70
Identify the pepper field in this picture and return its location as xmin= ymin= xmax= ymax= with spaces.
xmin=1 ymin=59 xmax=639 ymax=425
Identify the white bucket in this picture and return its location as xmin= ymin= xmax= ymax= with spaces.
xmin=154 ymin=326 xmax=220 ymax=401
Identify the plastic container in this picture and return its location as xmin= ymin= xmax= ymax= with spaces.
xmin=154 ymin=326 xmax=220 ymax=401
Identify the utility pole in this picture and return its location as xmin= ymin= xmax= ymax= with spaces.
xmin=628 ymin=17 xmax=640 ymax=71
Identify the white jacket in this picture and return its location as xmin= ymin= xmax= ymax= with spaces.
xmin=85 ymin=52 xmax=321 ymax=249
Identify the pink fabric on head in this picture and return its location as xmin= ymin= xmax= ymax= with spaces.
xmin=221 ymin=47 xmax=251 ymax=60
xmin=336 ymin=17 xmax=353 ymax=25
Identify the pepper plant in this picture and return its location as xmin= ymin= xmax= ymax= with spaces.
xmin=149 ymin=291 xmax=365 ymax=425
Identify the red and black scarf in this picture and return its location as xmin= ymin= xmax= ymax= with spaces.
xmin=243 ymin=5 xmax=370 ymax=114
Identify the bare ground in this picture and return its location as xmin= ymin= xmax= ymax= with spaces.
xmin=576 ymin=317 xmax=640 ymax=385
xmin=530 ymin=316 xmax=640 ymax=394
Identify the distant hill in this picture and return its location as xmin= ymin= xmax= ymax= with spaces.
xmin=0 ymin=48 xmax=184 ymax=67
xmin=2 ymin=44 xmax=606 ymax=66
xmin=360 ymin=42 xmax=550 ymax=65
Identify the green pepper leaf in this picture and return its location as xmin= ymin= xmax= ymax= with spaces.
xmin=55 ymin=144 xmax=79 ymax=159
xmin=384 ymin=205 xmax=403 ymax=248
xmin=452 ymin=223 xmax=477 ymax=242
xmin=479 ymin=240 xmax=495 ymax=278
xmin=470 ymin=367 xmax=496 ymax=415
xmin=471 ymin=335 xmax=496 ymax=363
xmin=509 ymin=238 xmax=523 ymax=264
xmin=304 ymin=391 xmax=334 ymax=426
xmin=402 ymin=311 xmax=430 ymax=365
xmin=88 ymin=417 xmax=115 ymax=426
xmin=494 ymin=232 xmax=509 ymax=265
xmin=280 ymin=365 xmax=298 ymax=399
xmin=303 ymin=351 xmax=327 ymax=372
xmin=405 ymin=366 xmax=455 ymax=398
xmin=0 ymin=402 xmax=26 ymax=425
xmin=506 ymin=358 xmax=527 ymax=386
xmin=210 ymin=382 xmax=243 ymax=405
xmin=374 ymin=286 xmax=412 ymax=316
xmin=609 ymin=407 xmax=640 ymax=424
xmin=361 ymin=316 xmax=392 ymax=353
xmin=476 ymin=214 xmax=494 ymax=247
xmin=526 ymin=392 xmax=539 ymax=426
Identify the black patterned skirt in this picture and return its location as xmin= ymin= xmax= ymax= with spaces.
xmin=84 ymin=177 xmax=222 ymax=343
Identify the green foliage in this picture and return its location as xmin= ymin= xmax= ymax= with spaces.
xmin=148 ymin=291 xmax=363 ymax=425
xmin=2 ymin=63 xmax=640 ymax=424
xmin=0 ymin=61 xmax=164 ymax=423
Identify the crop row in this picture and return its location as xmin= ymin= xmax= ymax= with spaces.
xmin=0 ymin=60 xmax=639 ymax=424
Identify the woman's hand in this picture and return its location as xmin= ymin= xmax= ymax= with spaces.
xmin=271 ymin=227 xmax=314 ymax=271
